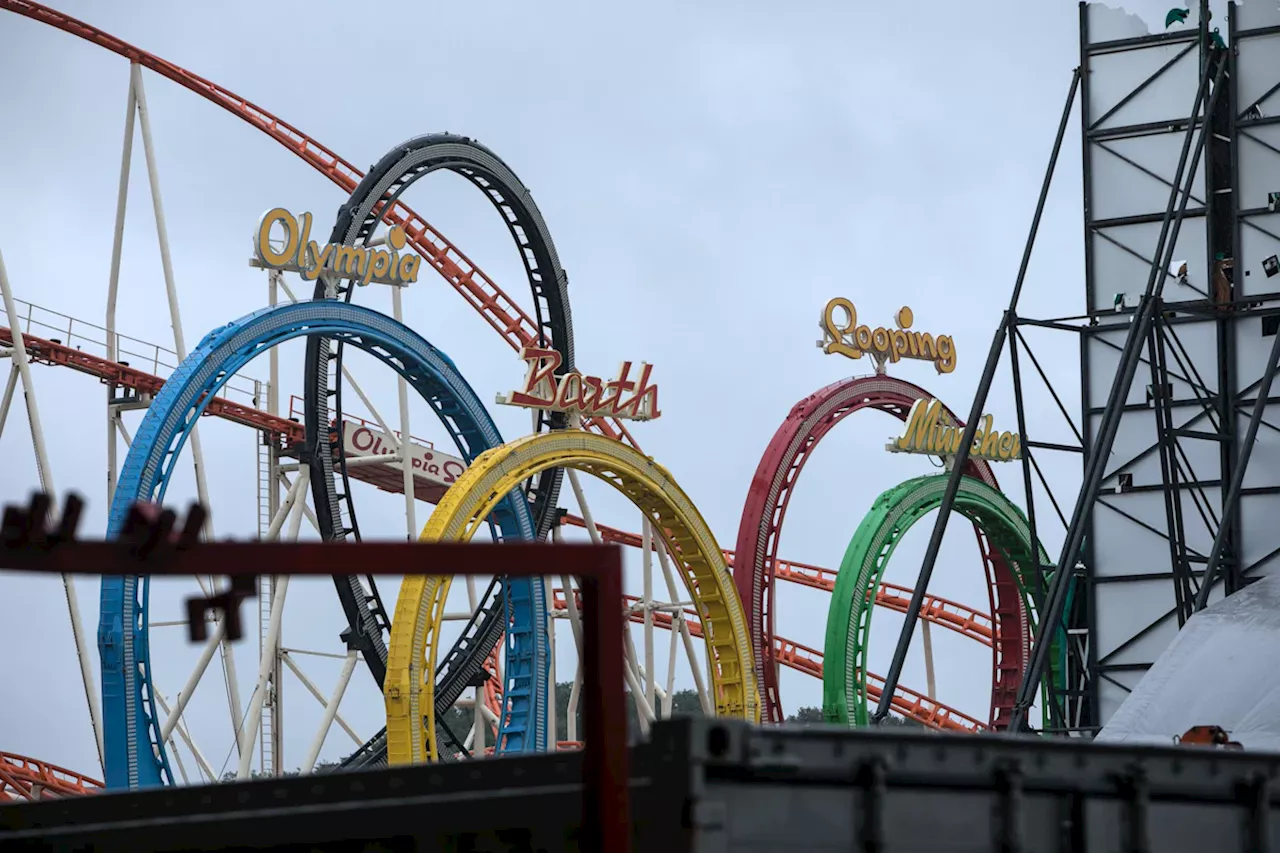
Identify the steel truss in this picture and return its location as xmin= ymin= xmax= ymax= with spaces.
xmin=870 ymin=1 xmax=1280 ymax=735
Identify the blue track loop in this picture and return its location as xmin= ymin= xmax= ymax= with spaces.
xmin=98 ymin=300 xmax=544 ymax=788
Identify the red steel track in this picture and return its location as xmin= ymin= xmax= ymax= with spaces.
xmin=550 ymin=588 xmax=986 ymax=733
xmin=0 ymin=330 xmax=996 ymax=655
xmin=560 ymin=514 xmax=994 ymax=646
xmin=732 ymin=375 xmax=1031 ymax=728
xmin=0 ymin=0 xmax=635 ymax=452
xmin=1 ymin=1 xmax=1000 ymax=741
xmin=0 ymin=328 xmax=303 ymax=441
xmin=0 ymin=753 xmax=102 ymax=801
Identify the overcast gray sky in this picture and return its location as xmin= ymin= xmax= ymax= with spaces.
xmin=0 ymin=0 xmax=1218 ymax=780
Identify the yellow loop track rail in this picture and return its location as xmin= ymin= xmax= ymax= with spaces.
xmin=384 ymin=432 xmax=759 ymax=763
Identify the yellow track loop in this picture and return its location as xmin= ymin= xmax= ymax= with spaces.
xmin=384 ymin=432 xmax=759 ymax=765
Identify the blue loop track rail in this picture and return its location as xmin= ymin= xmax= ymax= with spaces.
xmin=99 ymin=301 xmax=541 ymax=788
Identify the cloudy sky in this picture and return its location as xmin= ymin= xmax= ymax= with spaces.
xmin=0 ymin=0 xmax=1226 ymax=781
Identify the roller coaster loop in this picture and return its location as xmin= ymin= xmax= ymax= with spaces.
xmin=0 ymin=1 xmax=635 ymax=444
xmin=302 ymin=134 xmax=573 ymax=771
xmin=733 ymin=374 xmax=1031 ymax=727
xmin=304 ymin=134 xmax=570 ymax=693
xmin=100 ymin=300 xmax=544 ymax=789
xmin=385 ymin=431 xmax=759 ymax=765
xmin=823 ymin=474 xmax=1065 ymax=730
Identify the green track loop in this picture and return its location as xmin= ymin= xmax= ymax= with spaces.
xmin=822 ymin=474 xmax=1067 ymax=731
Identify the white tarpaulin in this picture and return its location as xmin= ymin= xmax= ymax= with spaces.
xmin=1096 ymin=574 xmax=1280 ymax=752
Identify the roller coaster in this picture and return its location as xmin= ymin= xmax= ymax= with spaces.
xmin=4 ymin=5 xmax=1278 ymax=834
xmin=0 ymin=0 xmax=1027 ymax=792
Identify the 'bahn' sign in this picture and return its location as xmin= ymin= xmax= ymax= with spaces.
xmin=497 ymin=347 xmax=661 ymax=422
xmin=887 ymin=399 xmax=1021 ymax=462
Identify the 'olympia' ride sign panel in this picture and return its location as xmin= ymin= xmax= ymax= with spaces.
xmin=254 ymin=207 xmax=423 ymax=287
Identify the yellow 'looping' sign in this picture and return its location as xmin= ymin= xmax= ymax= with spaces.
xmin=819 ymin=297 xmax=956 ymax=374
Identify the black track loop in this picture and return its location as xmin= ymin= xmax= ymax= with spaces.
xmin=302 ymin=134 xmax=574 ymax=762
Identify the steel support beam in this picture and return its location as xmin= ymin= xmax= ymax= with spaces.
xmin=1007 ymin=48 xmax=1227 ymax=732
xmin=871 ymin=68 xmax=1081 ymax=724
xmin=1193 ymin=323 xmax=1280 ymax=610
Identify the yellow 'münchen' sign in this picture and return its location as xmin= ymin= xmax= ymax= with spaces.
xmin=887 ymin=398 xmax=1021 ymax=462
xmin=254 ymin=208 xmax=423 ymax=287
xmin=819 ymin=298 xmax=956 ymax=374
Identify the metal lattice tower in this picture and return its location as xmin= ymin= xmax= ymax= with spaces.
xmin=869 ymin=0 xmax=1280 ymax=735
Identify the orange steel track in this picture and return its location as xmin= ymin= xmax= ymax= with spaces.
xmin=0 ymin=0 xmax=633 ymax=446
xmin=3 ymin=1 xmax=994 ymax=734
xmin=559 ymin=514 xmax=994 ymax=646
xmin=0 ymin=753 xmax=102 ymax=802
xmin=0 ymin=329 xmax=996 ymax=731
xmin=0 ymin=328 xmax=304 ymax=442
xmin=0 ymin=327 xmax=998 ymax=653
xmin=551 ymin=588 xmax=986 ymax=734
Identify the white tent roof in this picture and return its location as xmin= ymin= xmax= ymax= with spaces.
xmin=1095 ymin=574 xmax=1280 ymax=752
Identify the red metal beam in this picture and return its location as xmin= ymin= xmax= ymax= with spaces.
xmin=0 ymin=328 xmax=303 ymax=443
xmin=551 ymin=587 xmax=987 ymax=734
xmin=0 ymin=500 xmax=631 ymax=853
xmin=559 ymin=514 xmax=995 ymax=645
xmin=0 ymin=752 xmax=102 ymax=802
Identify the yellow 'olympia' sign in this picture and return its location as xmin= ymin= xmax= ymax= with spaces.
xmin=888 ymin=398 xmax=1021 ymax=462
xmin=254 ymin=207 xmax=423 ymax=287
xmin=819 ymin=297 xmax=956 ymax=374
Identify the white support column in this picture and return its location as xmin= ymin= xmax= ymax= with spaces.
xmin=280 ymin=652 xmax=363 ymax=746
xmin=0 ymin=244 xmax=104 ymax=772
xmin=0 ymin=364 xmax=18 ymax=438
xmin=662 ymin=611 xmax=679 ymax=718
xmin=105 ymin=66 xmax=136 ymax=507
xmin=159 ymin=619 xmax=228 ymax=742
xmin=556 ymin=497 xmax=604 ymax=744
xmin=652 ymin=534 xmax=712 ymax=714
xmin=390 ymin=285 xmax=417 ymax=539
xmin=286 ymin=467 xmax=309 ymax=542
xmin=621 ymin=629 xmax=655 ymax=732
xmin=130 ymin=64 xmax=246 ymax=748
xmin=566 ymin=662 xmax=583 ymax=743
xmin=154 ymin=693 xmax=216 ymax=783
xmin=641 ymin=518 xmax=656 ymax=713
xmin=264 ymin=472 xmax=308 ymax=541
xmin=131 ymin=63 xmax=213 ymax=538
xmin=300 ymin=649 xmax=359 ymax=774
xmin=237 ymin=574 xmax=290 ymax=779
xmin=921 ymin=619 xmax=937 ymax=700
xmin=114 ymin=415 xmax=133 ymax=447
xmin=106 ymin=408 xmax=118 ymax=514
xmin=545 ymin=578 xmax=557 ymax=746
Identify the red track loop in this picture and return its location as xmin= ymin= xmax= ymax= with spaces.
xmin=0 ymin=752 xmax=102 ymax=801
xmin=731 ymin=375 xmax=1031 ymax=727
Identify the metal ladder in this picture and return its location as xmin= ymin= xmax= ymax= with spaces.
xmin=253 ymin=379 xmax=278 ymax=775
xmin=258 ymin=574 xmax=276 ymax=777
